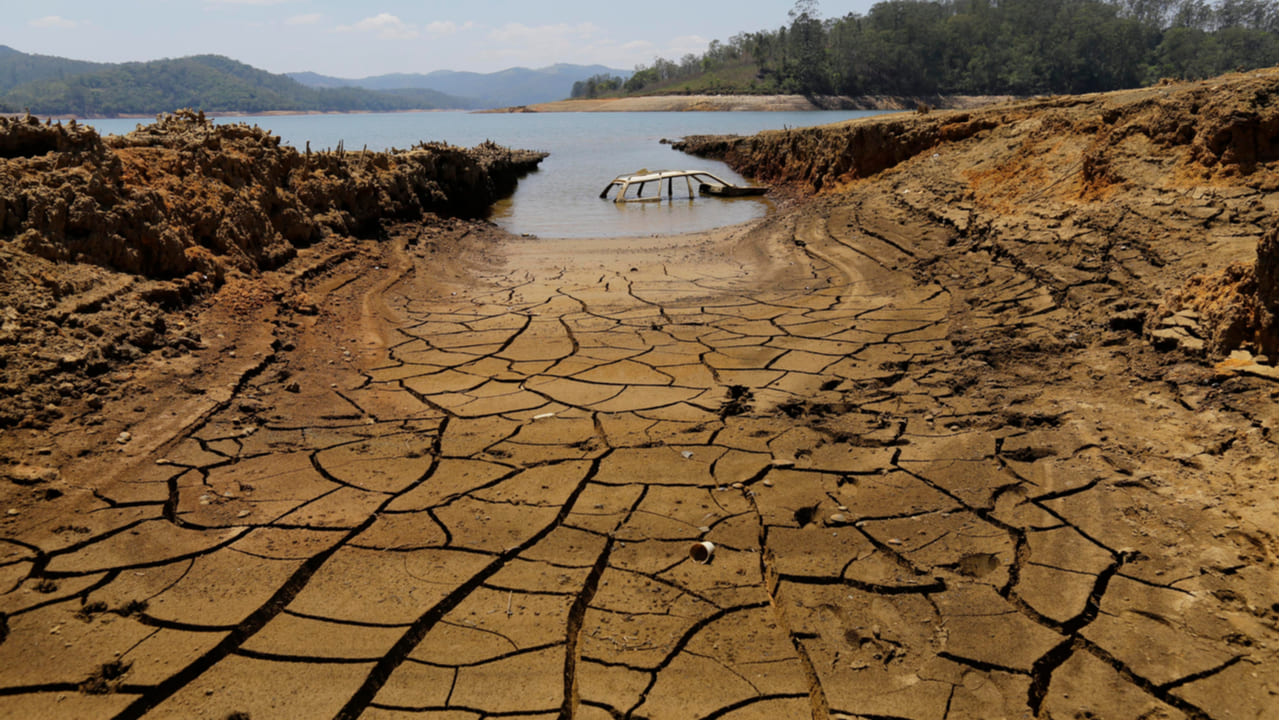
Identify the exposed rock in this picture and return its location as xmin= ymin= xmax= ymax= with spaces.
xmin=0 ymin=114 xmax=104 ymax=159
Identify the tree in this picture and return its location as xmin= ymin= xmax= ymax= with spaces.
xmin=783 ymin=0 xmax=828 ymax=92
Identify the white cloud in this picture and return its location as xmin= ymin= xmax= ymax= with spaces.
xmin=337 ymin=13 xmax=418 ymax=39
xmin=487 ymin=22 xmax=601 ymax=45
xmin=478 ymin=22 xmax=629 ymax=67
xmin=29 ymin=15 xmax=77 ymax=29
xmin=468 ymin=23 xmax=694 ymax=71
xmin=423 ymin=20 xmax=474 ymax=36
xmin=286 ymin=13 xmax=323 ymax=25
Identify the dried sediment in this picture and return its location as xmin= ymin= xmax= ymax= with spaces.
xmin=678 ymin=68 xmax=1279 ymax=362
xmin=0 ymin=110 xmax=545 ymax=281
xmin=0 ymin=110 xmax=544 ymax=428
xmin=1150 ymin=227 xmax=1279 ymax=358
xmin=675 ymin=69 xmax=1278 ymax=193
xmin=0 ymin=72 xmax=1275 ymax=720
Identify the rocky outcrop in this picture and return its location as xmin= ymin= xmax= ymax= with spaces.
xmin=0 ymin=110 xmax=546 ymax=283
xmin=0 ymin=114 xmax=104 ymax=158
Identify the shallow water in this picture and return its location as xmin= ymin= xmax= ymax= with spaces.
xmin=85 ymin=110 xmax=892 ymax=237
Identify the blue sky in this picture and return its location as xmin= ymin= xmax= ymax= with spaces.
xmin=8 ymin=0 xmax=880 ymax=77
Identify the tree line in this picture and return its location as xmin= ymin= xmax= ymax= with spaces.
xmin=609 ymin=0 xmax=1278 ymax=97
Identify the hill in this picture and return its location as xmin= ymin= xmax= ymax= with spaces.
xmin=288 ymin=64 xmax=631 ymax=108
xmin=0 ymin=50 xmax=475 ymax=117
xmin=0 ymin=45 xmax=109 ymax=93
xmin=600 ymin=0 xmax=1278 ymax=99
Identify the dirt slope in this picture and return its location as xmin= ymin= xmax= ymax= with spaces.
xmin=677 ymin=68 xmax=1279 ymax=364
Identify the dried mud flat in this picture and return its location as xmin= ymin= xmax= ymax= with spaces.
xmin=0 ymin=72 xmax=1277 ymax=719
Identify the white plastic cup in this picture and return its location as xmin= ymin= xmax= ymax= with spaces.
xmin=689 ymin=541 xmax=715 ymax=564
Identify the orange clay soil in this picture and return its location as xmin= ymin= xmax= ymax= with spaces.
xmin=0 ymin=70 xmax=1275 ymax=719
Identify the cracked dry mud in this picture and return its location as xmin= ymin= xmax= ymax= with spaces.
xmin=2 ymin=195 xmax=1276 ymax=719
xmin=1 ymin=74 xmax=1278 ymax=720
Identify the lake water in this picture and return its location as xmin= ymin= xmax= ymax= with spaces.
xmin=84 ymin=110 xmax=892 ymax=238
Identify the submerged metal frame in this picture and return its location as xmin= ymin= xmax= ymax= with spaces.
xmin=599 ymin=169 xmax=738 ymax=202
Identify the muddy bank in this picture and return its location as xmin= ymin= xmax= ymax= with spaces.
xmin=1 ymin=110 xmax=545 ymax=281
xmin=0 ymin=110 xmax=544 ymax=428
xmin=677 ymin=68 xmax=1279 ymax=363
xmin=489 ymin=93 xmax=1015 ymax=113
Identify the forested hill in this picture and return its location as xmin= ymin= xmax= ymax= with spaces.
xmin=0 ymin=50 xmax=474 ymax=116
xmin=578 ymin=0 xmax=1279 ymax=99
xmin=0 ymin=45 xmax=109 ymax=93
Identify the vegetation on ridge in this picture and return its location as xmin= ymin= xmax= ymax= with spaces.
xmin=574 ymin=0 xmax=1278 ymax=98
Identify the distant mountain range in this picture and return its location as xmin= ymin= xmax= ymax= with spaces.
xmin=288 ymin=64 xmax=631 ymax=108
xmin=0 ymin=45 xmax=628 ymax=117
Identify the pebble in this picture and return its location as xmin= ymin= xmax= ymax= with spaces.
xmin=116 ymin=431 xmax=132 ymax=444
xmin=828 ymin=513 xmax=849 ymax=526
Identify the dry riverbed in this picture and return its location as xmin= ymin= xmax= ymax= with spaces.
xmin=0 ymin=71 xmax=1276 ymax=719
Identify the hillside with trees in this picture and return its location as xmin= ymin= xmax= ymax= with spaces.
xmin=587 ymin=0 xmax=1278 ymax=99
xmin=0 ymin=50 xmax=472 ymax=116
xmin=0 ymin=45 xmax=109 ymax=94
